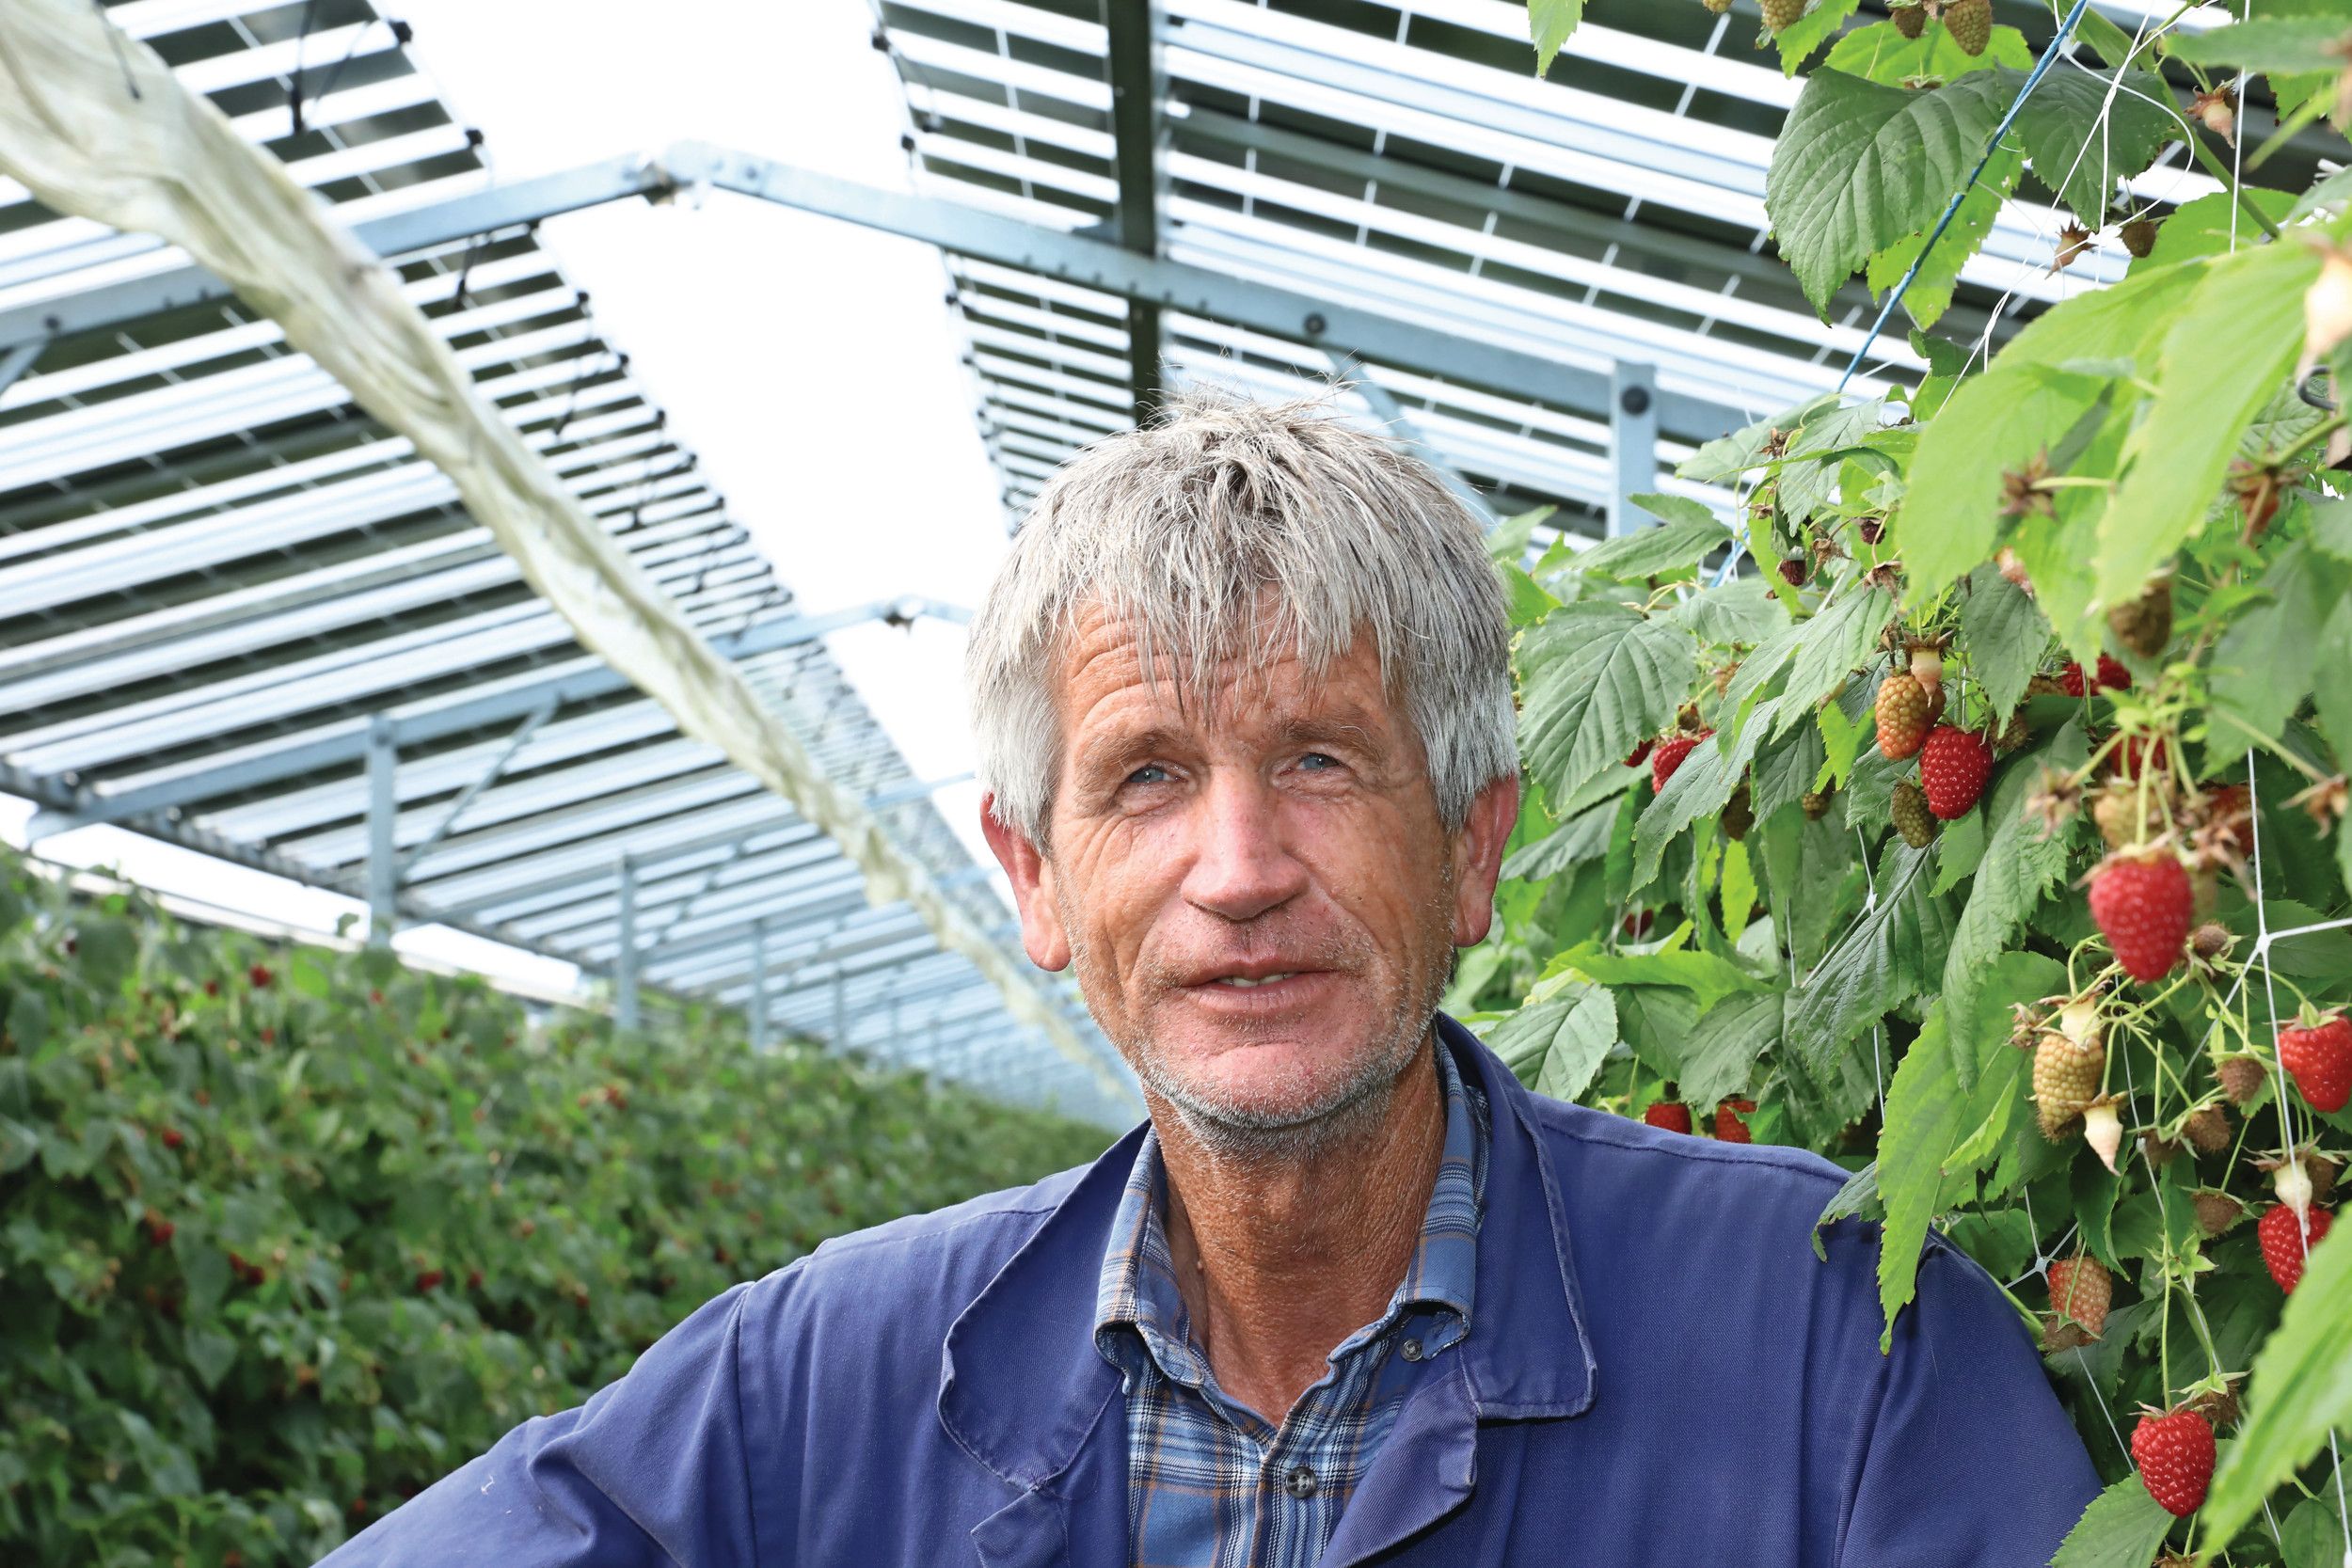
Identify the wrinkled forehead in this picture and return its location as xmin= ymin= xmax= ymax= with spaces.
xmin=1049 ymin=591 xmax=1394 ymax=738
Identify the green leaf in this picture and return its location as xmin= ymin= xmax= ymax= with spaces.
xmin=1681 ymin=395 xmax=1838 ymax=483
xmin=183 ymin=1324 xmax=238 ymax=1392
xmin=2166 ymin=15 xmax=2352 ymax=72
xmin=1502 ymin=794 xmax=1624 ymax=881
xmin=2139 ymin=188 xmax=2302 ymax=271
xmin=1613 ymin=984 xmax=1700 ymax=1078
xmin=1824 ymin=17 xmax=2033 ymax=83
xmin=2278 ymin=1496 xmax=2349 ymax=1568
xmin=1675 ymin=575 xmax=1787 ymax=645
xmin=2006 ymin=66 xmax=2176 ymax=225
xmin=1752 ymin=715 xmax=1829 ymax=824
xmin=1770 ymin=0 xmax=1866 ymax=75
xmin=1931 ymin=804 xmax=1986 ymax=894
xmin=1567 ymin=507 xmax=1730 ymax=579
xmin=1673 ymin=990 xmax=1783 ymax=1108
xmin=1633 ymin=719 xmax=1759 ymax=887
xmin=1486 ymin=503 xmax=1553 ymax=564
xmin=2047 ymin=1474 xmax=2178 ymax=1568
xmin=1548 ymin=942 xmax=1764 ymax=1014
xmin=73 ymin=917 xmax=138 ymax=995
xmin=0 ymin=1115 xmax=35 ymax=1174
xmin=2207 ymin=540 xmax=2352 ymax=762
xmin=1491 ymin=979 xmax=1617 ymax=1101
xmin=1872 ymin=949 xmax=2055 ymax=1343
xmin=1526 ymin=0 xmax=1583 ymax=75
xmin=1775 ymin=587 xmax=1894 ymax=731
xmin=1499 ymin=562 xmax=1563 ymax=628
xmin=1517 ymin=604 xmax=1693 ymax=810
xmin=1896 ymin=363 xmax=2109 ymax=602
xmin=1866 ymin=146 xmax=2018 ymax=331
xmin=2198 ymin=1214 xmax=2352 ymax=1552
xmin=1813 ymin=1162 xmax=1883 ymax=1259
xmin=1943 ymin=721 xmax=2087 ymax=1085
xmin=1786 ymin=841 xmax=1958 ymax=1075
xmin=3 ymin=989 xmax=46 ymax=1053
xmin=1776 ymin=400 xmax=1892 ymax=526
xmin=2097 ymin=243 xmax=2321 ymax=610
xmin=1960 ymin=562 xmax=2052 ymax=723
xmin=1765 ymin=69 xmax=2009 ymax=314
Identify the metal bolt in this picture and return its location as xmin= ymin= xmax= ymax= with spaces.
xmin=1619 ymin=385 xmax=1652 ymax=417
xmin=1303 ymin=312 xmax=1327 ymax=338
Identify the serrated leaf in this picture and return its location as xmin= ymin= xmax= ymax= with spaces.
xmin=1776 ymin=400 xmax=1890 ymax=526
xmin=2138 ymin=187 xmax=2302 ymax=271
xmin=1613 ymin=983 xmax=1700 ymax=1078
xmin=1502 ymin=795 xmax=1622 ymax=880
xmin=2198 ymin=1215 xmax=2352 ymax=1553
xmin=1499 ymin=562 xmax=1562 ymax=628
xmin=1896 ymin=363 xmax=2110 ymax=603
xmin=2207 ymin=539 xmax=2352 ymax=764
xmin=1526 ymin=0 xmax=1583 ymax=75
xmin=1931 ymin=804 xmax=1986 ymax=894
xmin=1486 ymin=503 xmax=1553 ymax=564
xmin=1548 ymin=941 xmax=1764 ymax=1014
xmin=2166 ymin=14 xmax=2352 ymax=71
xmin=1818 ymin=696 xmax=1864 ymax=787
xmin=1491 ymin=979 xmax=1616 ymax=1100
xmin=1680 ymin=394 xmax=1839 ymax=483
xmin=1752 ymin=714 xmax=1829 ymax=823
xmin=1765 ymin=68 xmax=2010 ymax=314
xmin=1786 ymin=841 xmax=1957 ymax=1074
xmin=1566 ymin=509 xmax=1730 ymax=579
xmin=2047 ymin=1474 xmax=2177 ymax=1568
xmin=1943 ymin=720 xmax=2087 ymax=1086
xmin=1813 ymin=1162 xmax=1883 ymax=1260
xmin=1633 ymin=716 xmax=1765 ymax=887
xmin=1775 ymin=586 xmax=1894 ymax=731
xmin=1824 ymin=18 xmax=2033 ymax=84
xmin=1673 ymin=989 xmax=1782 ymax=1108
xmin=1720 ymin=836 xmax=1759 ymax=940
xmin=1866 ymin=143 xmax=2019 ymax=332
xmin=2006 ymin=65 xmax=2176 ymax=225
xmin=183 ymin=1324 xmax=237 ymax=1392
xmin=1675 ymin=575 xmax=1787 ymax=645
xmin=2098 ymin=243 xmax=2320 ymax=610
xmin=1960 ymin=562 xmax=2052 ymax=722
xmin=1875 ymin=950 xmax=2056 ymax=1345
xmin=2277 ymin=1496 xmax=2346 ymax=1568
xmin=1770 ymin=0 xmax=1866 ymax=75
xmin=1518 ymin=604 xmax=1693 ymax=809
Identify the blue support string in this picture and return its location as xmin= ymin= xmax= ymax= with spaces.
xmin=1708 ymin=0 xmax=2095 ymax=587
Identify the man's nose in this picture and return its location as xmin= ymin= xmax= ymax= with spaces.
xmin=1182 ymin=770 xmax=1310 ymax=923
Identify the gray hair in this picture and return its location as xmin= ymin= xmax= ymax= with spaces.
xmin=965 ymin=388 xmax=1517 ymax=849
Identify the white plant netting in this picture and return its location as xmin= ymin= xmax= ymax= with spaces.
xmin=0 ymin=0 xmax=1136 ymax=1114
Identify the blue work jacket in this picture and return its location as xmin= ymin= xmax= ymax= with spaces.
xmin=321 ymin=1016 xmax=2101 ymax=1566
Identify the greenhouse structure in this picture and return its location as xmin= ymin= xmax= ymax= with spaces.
xmin=6 ymin=0 xmax=2352 ymax=1560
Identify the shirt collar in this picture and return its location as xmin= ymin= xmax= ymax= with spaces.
xmin=1091 ymin=1029 xmax=1490 ymax=1385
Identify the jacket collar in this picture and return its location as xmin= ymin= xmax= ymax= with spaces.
xmin=935 ymin=1014 xmax=1597 ymax=1493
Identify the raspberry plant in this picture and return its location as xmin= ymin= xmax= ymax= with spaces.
xmin=1502 ymin=3 xmax=2352 ymax=1561
xmin=0 ymin=850 xmax=1108 ymax=1567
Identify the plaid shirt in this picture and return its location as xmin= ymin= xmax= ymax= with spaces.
xmin=1092 ymin=1037 xmax=1490 ymax=1568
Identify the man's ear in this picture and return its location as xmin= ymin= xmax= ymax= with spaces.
xmin=979 ymin=793 xmax=1072 ymax=972
xmin=1449 ymin=771 xmax=1522 ymax=948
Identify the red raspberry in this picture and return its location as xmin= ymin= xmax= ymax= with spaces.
xmin=1651 ymin=730 xmax=1711 ymax=792
xmin=1642 ymin=1101 xmax=1692 ymax=1134
xmin=2130 ymin=1408 xmax=2215 ymax=1516
xmin=1714 ymin=1097 xmax=1756 ymax=1143
xmin=2097 ymin=654 xmax=2132 ymax=691
xmin=248 ymin=963 xmax=274 ymax=990
xmin=161 ymin=1127 xmax=183 ymax=1149
xmin=2046 ymin=1255 xmax=2110 ymax=1337
xmin=2279 ymin=1014 xmax=2352 ymax=1113
xmin=1917 ymin=724 xmax=1994 ymax=819
xmin=415 ymin=1270 xmax=445 ymax=1293
xmin=1624 ymin=737 xmax=1653 ymax=768
xmin=2059 ymin=661 xmax=2087 ymax=698
xmin=2260 ymin=1202 xmax=2333 ymax=1294
xmin=2110 ymin=735 xmax=2169 ymax=782
xmin=2089 ymin=852 xmax=2194 ymax=984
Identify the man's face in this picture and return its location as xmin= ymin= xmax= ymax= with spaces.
xmin=982 ymin=603 xmax=1518 ymax=1142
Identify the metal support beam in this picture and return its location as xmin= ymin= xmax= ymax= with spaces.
xmin=678 ymin=146 xmax=1736 ymax=439
xmin=365 ymin=714 xmax=398 ymax=947
xmin=615 ymin=850 xmax=640 ymax=1031
xmin=397 ymin=696 xmax=558 ymax=877
xmin=3 ymin=143 xmax=1739 ymax=443
xmin=748 ymin=917 xmax=768 ymax=1053
xmin=23 ymin=597 xmax=969 ymax=839
xmin=1609 ymin=362 xmax=1659 ymax=538
xmin=1326 ymin=348 xmax=1500 ymax=530
xmin=1104 ymin=0 xmax=1166 ymax=424
xmin=0 ymin=336 xmax=44 ymax=397
xmin=832 ymin=973 xmax=849 ymax=1053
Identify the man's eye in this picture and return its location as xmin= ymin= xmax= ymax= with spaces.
xmin=1125 ymin=764 xmax=1170 ymax=785
xmin=1298 ymin=752 xmax=1342 ymax=771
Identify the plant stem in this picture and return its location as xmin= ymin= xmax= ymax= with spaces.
xmin=2272 ymin=414 xmax=2346 ymax=468
xmin=2183 ymin=131 xmax=2284 ymax=241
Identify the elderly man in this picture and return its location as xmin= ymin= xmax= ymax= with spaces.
xmin=323 ymin=395 xmax=2100 ymax=1567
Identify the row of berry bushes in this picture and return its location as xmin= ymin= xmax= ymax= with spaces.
xmin=0 ymin=847 xmax=1113 ymax=1567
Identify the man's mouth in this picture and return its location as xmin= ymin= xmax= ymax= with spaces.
xmin=1212 ymin=972 xmax=1299 ymax=989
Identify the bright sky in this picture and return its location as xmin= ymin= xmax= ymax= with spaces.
xmin=3 ymin=0 xmax=1018 ymax=995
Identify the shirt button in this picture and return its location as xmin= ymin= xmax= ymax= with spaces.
xmin=1285 ymin=1465 xmax=1318 ymax=1499
xmin=1401 ymin=1338 xmax=1423 ymax=1362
